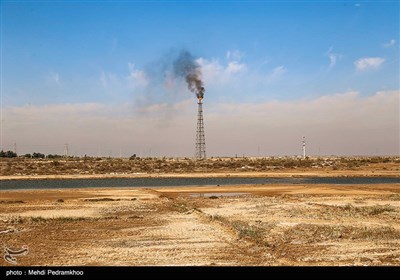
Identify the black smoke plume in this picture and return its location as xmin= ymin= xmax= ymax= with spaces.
xmin=173 ymin=50 xmax=205 ymax=99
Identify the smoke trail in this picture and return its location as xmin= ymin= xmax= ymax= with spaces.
xmin=173 ymin=50 xmax=205 ymax=99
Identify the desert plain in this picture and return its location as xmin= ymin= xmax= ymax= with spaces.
xmin=1 ymin=157 xmax=400 ymax=266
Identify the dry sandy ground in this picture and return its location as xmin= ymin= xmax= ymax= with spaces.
xmin=1 ymin=184 xmax=400 ymax=266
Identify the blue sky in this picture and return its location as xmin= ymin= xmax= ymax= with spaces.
xmin=1 ymin=1 xmax=399 ymax=156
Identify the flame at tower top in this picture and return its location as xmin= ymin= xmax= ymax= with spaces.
xmin=173 ymin=50 xmax=205 ymax=100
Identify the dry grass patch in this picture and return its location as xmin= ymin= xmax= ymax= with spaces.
xmin=283 ymin=224 xmax=400 ymax=243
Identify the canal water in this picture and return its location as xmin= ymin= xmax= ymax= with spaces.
xmin=1 ymin=176 xmax=399 ymax=190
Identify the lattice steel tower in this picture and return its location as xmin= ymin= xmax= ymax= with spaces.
xmin=195 ymin=98 xmax=206 ymax=160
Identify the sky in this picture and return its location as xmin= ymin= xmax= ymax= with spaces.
xmin=1 ymin=0 xmax=399 ymax=157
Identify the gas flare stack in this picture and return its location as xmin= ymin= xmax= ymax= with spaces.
xmin=173 ymin=50 xmax=207 ymax=160
xmin=195 ymin=92 xmax=206 ymax=160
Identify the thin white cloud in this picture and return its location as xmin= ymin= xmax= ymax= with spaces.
xmin=326 ymin=47 xmax=342 ymax=69
xmin=266 ymin=65 xmax=287 ymax=82
xmin=226 ymin=61 xmax=247 ymax=74
xmin=226 ymin=50 xmax=244 ymax=61
xmin=48 ymin=71 xmax=60 ymax=85
xmin=127 ymin=63 xmax=148 ymax=87
xmin=100 ymin=71 xmax=119 ymax=88
xmin=383 ymin=39 xmax=396 ymax=48
xmin=328 ymin=54 xmax=337 ymax=68
xmin=272 ymin=65 xmax=287 ymax=76
xmin=99 ymin=63 xmax=148 ymax=90
xmin=354 ymin=57 xmax=385 ymax=71
xmin=196 ymin=57 xmax=247 ymax=84
xmin=196 ymin=57 xmax=223 ymax=83
xmin=196 ymin=49 xmax=247 ymax=84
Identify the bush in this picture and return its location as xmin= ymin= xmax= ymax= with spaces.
xmin=32 ymin=152 xmax=45 ymax=159
xmin=0 ymin=150 xmax=17 ymax=158
xmin=47 ymin=154 xmax=62 ymax=159
xmin=129 ymin=154 xmax=138 ymax=160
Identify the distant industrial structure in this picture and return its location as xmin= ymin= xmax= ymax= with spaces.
xmin=302 ymin=136 xmax=306 ymax=159
xmin=195 ymin=96 xmax=206 ymax=160
xmin=63 ymin=143 xmax=69 ymax=157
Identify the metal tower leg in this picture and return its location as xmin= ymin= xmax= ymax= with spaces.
xmin=195 ymin=99 xmax=206 ymax=160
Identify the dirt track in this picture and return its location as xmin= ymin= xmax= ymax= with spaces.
xmin=1 ymin=184 xmax=400 ymax=266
